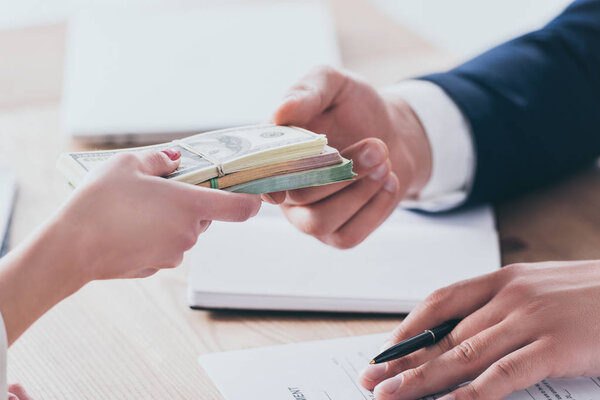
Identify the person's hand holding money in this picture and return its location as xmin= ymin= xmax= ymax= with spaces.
xmin=264 ymin=66 xmax=432 ymax=248
xmin=58 ymin=149 xmax=262 ymax=280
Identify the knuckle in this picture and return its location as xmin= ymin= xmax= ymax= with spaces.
xmin=313 ymin=64 xmax=340 ymax=79
xmin=423 ymin=287 xmax=451 ymax=313
xmin=113 ymin=152 xmax=140 ymax=167
xmin=147 ymin=151 xmax=168 ymax=167
xmin=180 ymin=233 xmax=198 ymax=251
xmin=460 ymin=384 xmax=483 ymax=400
xmin=233 ymin=200 xmax=259 ymax=222
xmin=404 ymin=366 xmax=426 ymax=384
xmin=437 ymin=330 xmax=460 ymax=353
xmin=500 ymin=263 xmax=527 ymax=278
xmin=387 ymin=353 xmax=418 ymax=374
xmin=492 ymin=358 xmax=519 ymax=381
xmin=389 ymin=324 xmax=409 ymax=343
xmin=295 ymin=213 xmax=330 ymax=237
xmin=171 ymin=253 xmax=184 ymax=267
xmin=519 ymin=298 xmax=548 ymax=318
xmin=452 ymin=339 xmax=481 ymax=364
xmin=285 ymin=190 xmax=311 ymax=205
xmin=329 ymin=230 xmax=365 ymax=250
xmin=8 ymin=383 xmax=25 ymax=392
xmin=501 ymin=278 xmax=535 ymax=300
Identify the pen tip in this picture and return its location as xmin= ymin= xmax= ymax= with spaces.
xmin=369 ymin=360 xmax=375 ymax=365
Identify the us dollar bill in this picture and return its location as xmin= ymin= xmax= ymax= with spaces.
xmin=58 ymin=124 xmax=327 ymax=187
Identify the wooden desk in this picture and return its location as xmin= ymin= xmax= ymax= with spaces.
xmin=1 ymin=1 xmax=599 ymax=398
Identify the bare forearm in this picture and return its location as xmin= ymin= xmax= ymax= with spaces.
xmin=0 ymin=216 xmax=85 ymax=345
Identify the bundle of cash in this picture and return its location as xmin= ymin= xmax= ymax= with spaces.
xmin=57 ymin=124 xmax=356 ymax=194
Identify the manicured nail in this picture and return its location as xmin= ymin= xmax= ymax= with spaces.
xmin=369 ymin=163 xmax=389 ymax=181
xmin=383 ymin=175 xmax=397 ymax=193
xmin=438 ymin=394 xmax=455 ymax=400
xmin=358 ymin=142 xmax=386 ymax=169
xmin=360 ymin=362 xmax=387 ymax=381
xmin=162 ymin=149 xmax=181 ymax=161
xmin=376 ymin=375 xmax=404 ymax=394
xmin=262 ymin=194 xmax=275 ymax=203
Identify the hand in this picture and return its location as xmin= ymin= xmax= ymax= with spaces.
xmin=359 ymin=261 xmax=600 ymax=400
xmin=264 ymin=66 xmax=432 ymax=248
xmin=56 ymin=149 xmax=261 ymax=281
xmin=0 ymin=149 xmax=261 ymax=344
xmin=8 ymin=383 xmax=32 ymax=400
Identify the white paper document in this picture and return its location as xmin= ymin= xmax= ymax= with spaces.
xmin=200 ymin=333 xmax=600 ymax=400
xmin=189 ymin=204 xmax=500 ymax=313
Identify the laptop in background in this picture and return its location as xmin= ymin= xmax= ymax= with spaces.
xmin=62 ymin=3 xmax=341 ymax=145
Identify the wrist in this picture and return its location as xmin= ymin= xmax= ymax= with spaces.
xmin=0 ymin=215 xmax=88 ymax=344
xmin=42 ymin=213 xmax=94 ymax=290
xmin=382 ymin=93 xmax=432 ymax=197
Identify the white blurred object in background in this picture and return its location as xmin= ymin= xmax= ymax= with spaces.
xmin=61 ymin=3 xmax=341 ymax=144
xmin=374 ymin=0 xmax=572 ymax=59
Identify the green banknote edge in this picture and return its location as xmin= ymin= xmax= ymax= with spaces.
xmin=225 ymin=158 xmax=356 ymax=194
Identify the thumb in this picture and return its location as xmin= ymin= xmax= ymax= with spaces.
xmin=138 ymin=149 xmax=181 ymax=177
xmin=272 ymin=66 xmax=349 ymax=126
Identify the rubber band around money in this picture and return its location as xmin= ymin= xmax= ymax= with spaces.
xmin=171 ymin=139 xmax=226 ymax=177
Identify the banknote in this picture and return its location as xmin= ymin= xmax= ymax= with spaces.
xmin=225 ymin=159 xmax=355 ymax=194
xmin=58 ymin=125 xmax=327 ymax=187
xmin=197 ymin=146 xmax=342 ymax=189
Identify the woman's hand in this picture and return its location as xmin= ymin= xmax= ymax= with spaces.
xmin=57 ymin=149 xmax=261 ymax=281
xmin=8 ymin=383 xmax=32 ymax=400
xmin=0 ymin=149 xmax=261 ymax=344
xmin=359 ymin=261 xmax=600 ymax=400
xmin=264 ymin=66 xmax=432 ymax=248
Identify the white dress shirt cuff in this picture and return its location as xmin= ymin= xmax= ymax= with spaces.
xmin=384 ymin=80 xmax=476 ymax=212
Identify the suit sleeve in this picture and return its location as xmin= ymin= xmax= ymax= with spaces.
xmin=421 ymin=0 xmax=600 ymax=205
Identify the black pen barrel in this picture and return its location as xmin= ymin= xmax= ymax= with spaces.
xmin=373 ymin=332 xmax=434 ymax=364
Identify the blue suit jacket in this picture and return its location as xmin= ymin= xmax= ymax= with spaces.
xmin=422 ymin=0 xmax=600 ymax=206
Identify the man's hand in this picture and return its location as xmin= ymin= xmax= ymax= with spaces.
xmin=264 ymin=66 xmax=432 ymax=248
xmin=359 ymin=261 xmax=600 ymax=400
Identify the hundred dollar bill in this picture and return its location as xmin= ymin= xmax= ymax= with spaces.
xmin=58 ymin=124 xmax=327 ymax=187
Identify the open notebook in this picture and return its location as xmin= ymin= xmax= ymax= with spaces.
xmin=188 ymin=204 xmax=500 ymax=314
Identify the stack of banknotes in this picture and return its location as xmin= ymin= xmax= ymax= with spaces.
xmin=57 ymin=125 xmax=356 ymax=194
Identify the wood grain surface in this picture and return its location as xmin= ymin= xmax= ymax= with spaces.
xmin=0 ymin=0 xmax=598 ymax=398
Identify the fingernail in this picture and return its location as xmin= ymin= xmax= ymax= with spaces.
xmin=262 ymin=194 xmax=274 ymax=203
xmin=376 ymin=375 xmax=404 ymax=394
xmin=358 ymin=142 xmax=386 ymax=169
xmin=439 ymin=395 xmax=455 ymax=400
xmin=162 ymin=149 xmax=181 ymax=161
xmin=360 ymin=363 xmax=388 ymax=382
xmin=369 ymin=163 xmax=389 ymax=181
xmin=383 ymin=175 xmax=397 ymax=193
